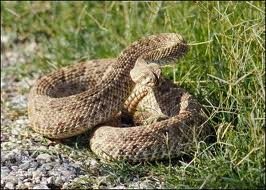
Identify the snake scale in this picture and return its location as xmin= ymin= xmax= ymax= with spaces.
xmin=28 ymin=33 xmax=215 ymax=162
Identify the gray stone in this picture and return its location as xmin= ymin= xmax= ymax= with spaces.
xmin=32 ymin=177 xmax=41 ymax=184
xmin=16 ymin=182 xmax=28 ymax=189
xmin=30 ymin=161 xmax=39 ymax=169
xmin=113 ymin=185 xmax=127 ymax=189
xmin=1 ymin=166 xmax=10 ymax=171
xmin=32 ymin=184 xmax=49 ymax=189
xmin=5 ymin=182 xmax=15 ymax=189
xmin=24 ymin=182 xmax=34 ymax=189
xmin=5 ymin=175 xmax=18 ymax=184
xmin=26 ymin=172 xmax=33 ymax=178
xmin=55 ymin=176 xmax=63 ymax=186
xmin=27 ymin=168 xmax=36 ymax=173
xmin=19 ymin=161 xmax=30 ymax=170
xmin=22 ymin=178 xmax=31 ymax=183
xmin=1 ymin=166 xmax=10 ymax=177
xmin=61 ymin=170 xmax=73 ymax=178
xmin=2 ymin=151 xmax=16 ymax=163
xmin=60 ymin=176 xmax=67 ymax=183
xmin=46 ymin=176 xmax=54 ymax=184
xmin=17 ymin=170 xmax=27 ymax=180
xmin=40 ymin=163 xmax=53 ymax=171
xmin=10 ymin=95 xmax=27 ymax=109
xmin=36 ymin=153 xmax=52 ymax=162
xmin=32 ymin=170 xmax=41 ymax=180
xmin=88 ymin=159 xmax=99 ymax=169
xmin=1 ymin=149 xmax=85 ymax=189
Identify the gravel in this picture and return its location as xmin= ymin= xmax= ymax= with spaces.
xmin=1 ymin=33 xmax=87 ymax=189
xmin=1 ymin=148 xmax=84 ymax=189
xmin=1 ymin=31 xmax=165 ymax=189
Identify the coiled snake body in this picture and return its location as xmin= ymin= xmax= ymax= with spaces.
xmin=28 ymin=33 xmax=214 ymax=162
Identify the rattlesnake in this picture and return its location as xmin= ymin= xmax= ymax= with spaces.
xmin=28 ymin=33 xmax=214 ymax=162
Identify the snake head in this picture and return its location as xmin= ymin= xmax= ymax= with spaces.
xmin=130 ymin=62 xmax=162 ymax=88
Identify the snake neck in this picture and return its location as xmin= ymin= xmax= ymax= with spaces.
xmin=94 ymin=33 xmax=188 ymax=106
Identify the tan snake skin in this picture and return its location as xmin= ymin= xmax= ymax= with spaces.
xmin=28 ymin=33 xmax=214 ymax=162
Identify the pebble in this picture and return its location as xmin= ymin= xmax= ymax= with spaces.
xmin=2 ymin=151 xmax=16 ymax=163
xmin=30 ymin=161 xmax=39 ymax=169
xmin=10 ymin=94 xmax=27 ymax=109
xmin=4 ymin=175 xmax=18 ymax=184
xmin=22 ymin=178 xmax=31 ymax=183
xmin=19 ymin=161 xmax=30 ymax=170
xmin=16 ymin=183 xmax=28 ymax=189
xmin=89 ymin=159 xmax=100 ymax=175
xmin=24 ymin=182 xmax=34 ymax=189
xmin=55 ymin=177 xmax=63 ymax=186
xmin=46 ymin=176 xmax=54 ymax=184
xmin=1 ymin=166 xmax=10 ymax=177
xmin=32 ymin=184 xmax=49 ymax=189
xmin=1 ymin=149 xmax=84 ymax=189
xmin=113 ymin=185 xmax=127 ymax=189
xmin=5 ymin=182 xmax=15 ymax=189
xmin=89 ymin=159 xmax=98 ymax=167
xmin=36 ymin=153 xmax=53 ymax=162
xmin=1 ymin=34 xmax=9 ymax=44
xmin=28 ymin=168 xmax=36 ymax=173
xmin=32 ymin=171 xmax=42 ymax=179
xmin=41 ymin=163 xmax=53 ymax=171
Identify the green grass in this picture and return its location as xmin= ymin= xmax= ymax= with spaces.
xmin=1 ymin=1 xmax=265 ymax=189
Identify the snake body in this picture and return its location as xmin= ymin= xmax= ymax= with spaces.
xmin=28 ymin=33 xmax=214 ymax=162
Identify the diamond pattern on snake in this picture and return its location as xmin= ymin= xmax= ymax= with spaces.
xmin=28 ymin=33 xmax=215 ymax=162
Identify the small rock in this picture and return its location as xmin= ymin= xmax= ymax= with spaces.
xmin=15 ymin=118 xmax=28 ymax=126
xmin=33 ymin=178 xmax=41 ymax=184
xmin=40 ymin=163 xmax=53 ymax=171
xmin=11 ymin=166 xmax=18 ymax=171
xmin=27 ymin=168 xmax=36 ymax=173
xmin=22 ymin=178 xmax=31 ymax=183
xmin=26 ymin=172 xmax=33 ymax=178
xmin=5 ymin=182 xmax=15 ymax=189
xmin=2 ymin=151 xmax=16 ymax=163
xmin=1 ymin=166 xmax=10 ymax=177
xmin=17 ymin=170 xmax=27 ymax=180
xmin=138 ymin=180 xmax=154 ymax=189
xmin=1 ymin=34 xmax=9 ymax=44
xmin=16 ymin=183 xmax=28 ymax=189
xmin=19 ymin=161 xmax=30 ymax=170
xmin=32 ymin=184 xmax=49 ymax=189
xmin=24 ymin=182 xmax=34 ymax=189
xmin=5 ymin=175 xmax=18 ymax=184
xmin=113 ymin=185 xmax=127 ymax=189
xmin=61 ymin=170 xmax=73 ymax=178
xmin=17 ymin=179 xmax=23 ymax=185
xmin=10 ymin=95 xmax=27 ymax=109
xmin=32 ymin=170 xmax=41 ymax=180
xmin=11 ymin=127 xmax=21 ymax=136
xmin=1 ymin=80 xmax=7 ymax=89
xmin=60 ymin=176 xmax=66 ymax=183
xmin=39 ymin=145 xmax=49 ymax=150
xmin=1 ymin=166 xmax=10 ymax=171
xmin=36 ymin=153 xmax=52 ymax=162
xmin=46 ymin=176 xmax=54 ymax=184
xmin=89 ymin=159 xmax=99 ymax=174
xmin=62 ymin=182 xmax=70 ymax=189
xmin=55 ymin=176 xmax=63 ymax=186
xmin=29 ymin=161 xmax=39 ymax=169
xmin=90 ymin=159 xmax=98 ymax=166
